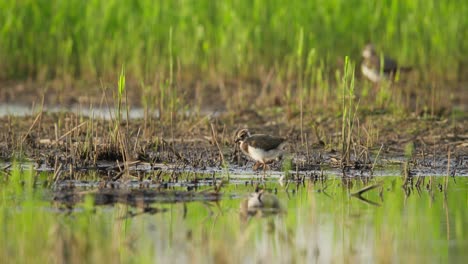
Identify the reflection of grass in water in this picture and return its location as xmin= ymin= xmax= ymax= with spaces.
xmin=1 ymin=165 xmax=467 ymax=263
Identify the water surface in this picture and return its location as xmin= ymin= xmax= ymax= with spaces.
xmin=1 ymin=171 xmax=467 ymax=263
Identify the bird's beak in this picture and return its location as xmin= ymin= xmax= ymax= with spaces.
xmin=235 ymin=138 xmax=240 ymax=143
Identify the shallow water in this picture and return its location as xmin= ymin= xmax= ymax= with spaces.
xmin=0 ymin=103 xmax=224 ymax=119
xmin=0 ymin=103 xmax=147 ymax=119
xmin=1 ymin=170 xmax=467 ymax=263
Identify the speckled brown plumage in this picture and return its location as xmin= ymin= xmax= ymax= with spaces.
xmin=243 ymin=134 xmax=286 ymax=151
xmin=234 ymin=129 xmax=288 ymax=173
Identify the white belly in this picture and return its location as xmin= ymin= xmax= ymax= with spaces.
xmin=247 ymin=145 xmax=284 ymax=162
xmin=361 ymin=64 xmax=383 ymax=83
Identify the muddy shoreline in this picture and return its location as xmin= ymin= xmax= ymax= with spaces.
xmin=0 ymin=108 xmax=466 ymax=180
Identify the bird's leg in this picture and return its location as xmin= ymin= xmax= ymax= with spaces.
xmin=261 ymin=162 xmax=267 ymax=180
xmin=373 ymin=82 xmax=380 ymax=93
xmin=253 ymin=161 xmax=261 ymax=171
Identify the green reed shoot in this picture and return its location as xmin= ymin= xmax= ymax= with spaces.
xmin=404 ymin=142 xmax=415 ymax=159
xmin=281 ymin=157 xmax=293 ymax=180
xmin=340 ymin=57 xmax=358 ymax=165
xmin=117 ymin=65 xmax=126 ymax=125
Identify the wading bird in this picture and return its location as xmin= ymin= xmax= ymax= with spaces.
xmin=361 ymin=43 xmax=411 ymax=83
xmin=234 ymin=128 xmax=287 ymax=175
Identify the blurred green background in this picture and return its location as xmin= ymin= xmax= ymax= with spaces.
xmin=1 ymin=0 xmax=466 ymax=82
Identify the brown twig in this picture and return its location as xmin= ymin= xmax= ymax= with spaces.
xmin=210 ymin=122 xmax=225 ymax=166
xmin=21 ymin=111 xmax=43 ymax=145
xmin=57 ymin=121 xmax=88 ymax=142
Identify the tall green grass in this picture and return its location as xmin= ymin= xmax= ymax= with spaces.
xmin=0 ymin=0 xmax=466 ymax=81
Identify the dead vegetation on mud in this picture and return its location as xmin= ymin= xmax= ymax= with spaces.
xmin=0 ymin=107 xmax=466 ymax=182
